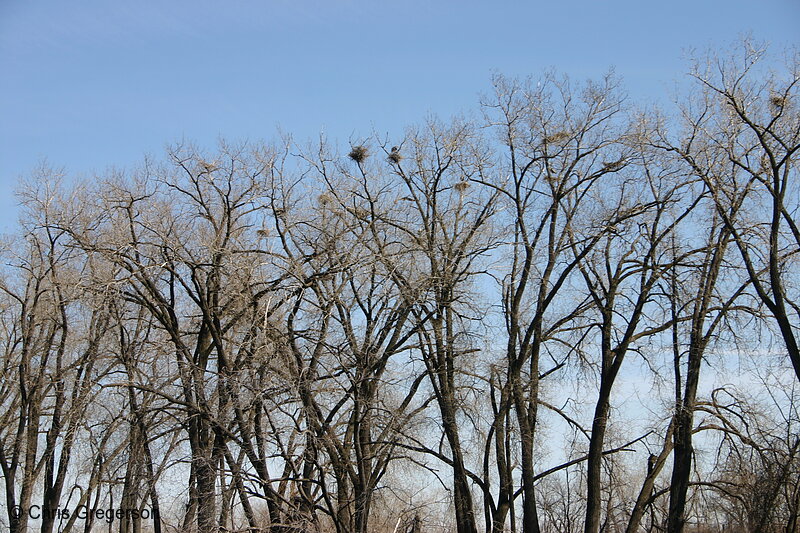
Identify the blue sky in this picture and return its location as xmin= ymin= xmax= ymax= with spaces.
xmin=1 ymin=0 xmax=798 ymax=232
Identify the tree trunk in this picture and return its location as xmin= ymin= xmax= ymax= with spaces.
xmin=584 ymin=380 xmax=613 ymax=533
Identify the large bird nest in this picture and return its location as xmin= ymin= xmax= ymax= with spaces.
xmin=348 ymin=145 xmax=369 ymax=163
xmin=387 ymin=148 xmax=403 ymax=164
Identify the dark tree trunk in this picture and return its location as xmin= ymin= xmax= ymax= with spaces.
xmin=584 ymin=380 xmax=613 ymax=533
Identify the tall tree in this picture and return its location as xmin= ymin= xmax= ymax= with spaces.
xmin=386 ymin=118 xmax=499 ymax=533
xmin=663 ymin=41 xmax=800 ymax=384
xmin=484 ymin=71 xmax=635 ymax=533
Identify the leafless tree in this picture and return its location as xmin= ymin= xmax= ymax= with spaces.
xmin=572 ymin=140 xmax=706 ymax=533
xmin=253 ymin=137 xmax=434 ymax=533
xmin=481 ymin=70 xmax=643 ymax=533
xmin=695 ymin=381 xmax=800 ymax=533
xmin=0 ymin=175 xmax=119 ymax=533
xmin=659 ymin=41 xmax=800 ymax=383
xmin=644 ymin=41 xmax=800 ymax=533
xmin=381 ymin=118 xmax=500 ymax=533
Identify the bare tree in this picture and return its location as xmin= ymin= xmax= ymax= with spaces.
xmin=642 ymin=41 xmax=800 ymax=532
xmin=253 ymin=137 xmax=432 ymax=533
xmin=58 ymin=144 xmax=291 ymax=532
xmin=0 ymin=176 xmax=116 ymax=533
xmin=0 ymin=46 xmax=797 ymax=533
xmin=573 ymin=143 xmax=705 ymax=533
xmin=661 ymin=41 xmax=800 ymax=383
xmin=482 ymin=71 xmax=637 ymax=533
xmin=695 ymin=381 xmax=800 ymax=533
xmin=379 ymin=118 xmax=500 ymax=533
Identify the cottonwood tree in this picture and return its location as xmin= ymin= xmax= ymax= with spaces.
xmin=0 ymin=177 xmax=117 ymax=533
xmin=664 ymin=152 xmax=751 ymax=533
xmin=621 ymin=143 xmax=751 ymax=533
xmin=105 ymin=296 xmax=171 ymax=533
xmin=58 ymin=145 xmax=290 ymax=532
xmin=482 ymin=71 xmax=641 ymax=533
xmin=252 ymin=138 xmax=432 ymax=533
xmin=0 ymin=42 xmax=796 ymax=533
xmin=572 ymin=146 xmax=704 ymax=533
xmin=647 ymin=41 xmax=800 ymax=532
xmin=664 ymin=41 xmax=800 ymax=382
xmin=378 ymin=118 xmax=500 ymax=533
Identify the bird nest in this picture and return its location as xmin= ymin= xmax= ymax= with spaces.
xmin=348 ymin=145 xmax=369 ymax=163
xmin=544 ymin=131 xmax=570 ymax=144
xmin=770 ymin=94 xmax=787 ymax=108
xmin=602 ymin=159 xmax=624 ymax=171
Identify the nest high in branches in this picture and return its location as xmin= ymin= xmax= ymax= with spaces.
xmin=348 ymin=145 xmax=369 ymax=163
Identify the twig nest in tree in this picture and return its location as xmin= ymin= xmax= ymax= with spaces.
xmin=770 ymin=94 xmax=787 ymax=108
xmin=199 ymin=159 xmax=218 ymax=172
xmin=387 ymin=148 xmax=403 ymax=164
xmin=348 ymin=145 xmax=369 ymax=163
xmin=454 ymin=181 xmax=470 ymax=192
xmin=544 ymin=131 xmax=570 ymax=144
xmin=602 ymin=159 xmax=624 ymax=171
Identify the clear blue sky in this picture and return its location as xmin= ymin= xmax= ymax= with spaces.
xmin=1 ymin=0 xmax=798 ymax=231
